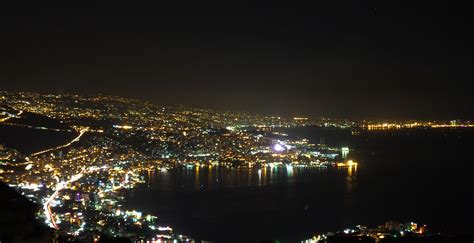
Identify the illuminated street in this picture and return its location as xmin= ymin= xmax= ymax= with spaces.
xmin=30 ymin=127 xmax=89 ymax=157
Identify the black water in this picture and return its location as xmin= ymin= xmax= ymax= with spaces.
xmin=126 ymin=127 xmax=474 ymax=242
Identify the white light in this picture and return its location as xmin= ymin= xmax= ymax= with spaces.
xmin=157 ymin=226 xmax=172 ymax=231
xmin=273 ymin=144 xmax=285 ymax=152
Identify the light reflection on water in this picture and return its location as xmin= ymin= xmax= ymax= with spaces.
xmin=128 ymin=128 xmax=474 ymax=239
xmin=144 ymin=165 xmax=351 ymax=191
xmin=133 ymin=165 xmax=360 ymax=240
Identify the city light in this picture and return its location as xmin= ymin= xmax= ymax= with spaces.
xmin=0 ymin=91 xmax=468 ymax=241
xmin=273 ymin=144 xmax=285 ymax=152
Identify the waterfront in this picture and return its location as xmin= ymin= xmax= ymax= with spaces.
xmin=1 ymin=92 xmax=473 ymax=241
xmin=127 ymin=127 xmax=474 ymax=241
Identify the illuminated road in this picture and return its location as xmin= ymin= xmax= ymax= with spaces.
xmin=43 ymin=173 xmax=83 ymax=229
xmin=25 ymin=125 xmax=89 ymax=230
xmin=43 ymin=166 xmax=106 ymax=230
xmin=30 ymin=127 xmax=89 ymax=157
xmin=0 ymin=110 xmax=23 ymax=122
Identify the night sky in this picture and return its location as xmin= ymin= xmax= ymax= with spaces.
xmin=1 ymin=2 xmax=473 ymax=119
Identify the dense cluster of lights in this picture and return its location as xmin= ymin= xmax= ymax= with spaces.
xmin=0 ymin=91 xmax=362 ymax=240
xmin=302 ymin=221 xmax=430 ymax=242
xmin=7 ymin=91 xmax=470 ymax=241
xmin=363 ymin=120 xmax=474 ymax=130
xmin=2 ymin=91 xmax=469 ymax=241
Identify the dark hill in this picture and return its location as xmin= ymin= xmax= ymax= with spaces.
xmin=0 ymin=181 xmax=53 ymax=242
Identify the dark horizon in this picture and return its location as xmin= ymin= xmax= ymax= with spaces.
xmin=1 ymin=2 xmax=473 ymax=120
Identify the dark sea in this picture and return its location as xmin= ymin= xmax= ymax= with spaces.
xmin=126 ymin=127 xmax=474 ymax=242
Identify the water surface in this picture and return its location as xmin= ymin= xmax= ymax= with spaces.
xmin=127 ymin=127 xmax=474 ymax=241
